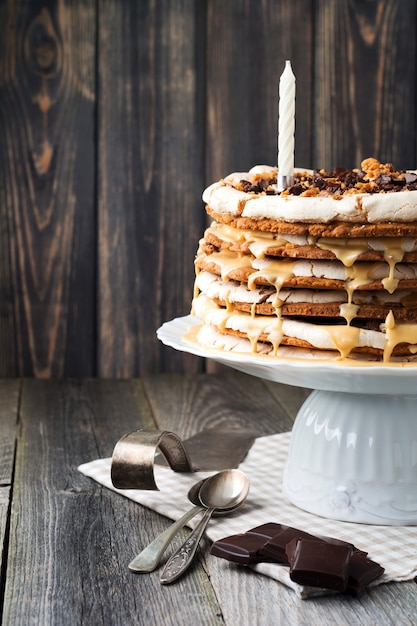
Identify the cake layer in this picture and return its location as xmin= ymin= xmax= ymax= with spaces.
xmin=203 ymin=160 xmax=417 ymax=226
xmin=192 ymin=324 xmax=417 ymax=363
xmin=204 ymin=222 xmax=417 ymax=264
xmin=206 ymin=207 xmax=417 ymax=238
xmin=195 ymin=246 xmax=417 ymax=293
xmin=195 ymin=271 xmax=417 ymax=321
xmin=192 ymin=294 xmax=417 ymax=360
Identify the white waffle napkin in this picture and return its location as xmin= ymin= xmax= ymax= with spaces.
xmin=78 ymin=433 xmax=417 ymax=599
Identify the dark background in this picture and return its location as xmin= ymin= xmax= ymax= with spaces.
xmin=0 ymin=0 xmax=415 ymax=377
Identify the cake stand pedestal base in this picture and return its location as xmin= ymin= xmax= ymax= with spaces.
xmin=283 ymin=390 xmax=417 ymax=525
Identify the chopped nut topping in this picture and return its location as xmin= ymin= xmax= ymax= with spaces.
xmin=235 ymin=159 xmax=417 ymax=198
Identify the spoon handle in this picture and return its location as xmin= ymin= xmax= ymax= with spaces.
xmin=128 ymin=505 xmax=202 ymax=573
xmin=159 ymin=507 xmax=214 ymax=584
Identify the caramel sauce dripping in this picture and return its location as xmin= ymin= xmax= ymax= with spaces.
xmin=320 ymin=325 xmax=361 ymax=359
xmin=383 ymin=311 xmax=417 ymax=362
xmin=195 ymin=224 xmax=417 ymax=360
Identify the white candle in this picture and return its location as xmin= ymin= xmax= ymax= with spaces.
xmin=278 ymin=60 xmax=296 ymax=191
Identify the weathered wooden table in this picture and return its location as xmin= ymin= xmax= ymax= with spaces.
xmin=1 ymin=374 xmax=416 ymax=625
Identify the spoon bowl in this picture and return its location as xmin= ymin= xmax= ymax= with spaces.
xmin=189 ymin=476 xmax=245 ymax=516
xmin=128 ymin=471 xmax=246 ymax=573
xmin=160 ymin=469 xmax=250 ymax=584
xmin=199 ymin=469 xmax=250 ymax=510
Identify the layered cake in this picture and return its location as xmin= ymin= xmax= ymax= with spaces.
xmin=190 ymin=158 xmax=417 ymax=362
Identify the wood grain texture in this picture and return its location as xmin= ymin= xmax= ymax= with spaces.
xmin=0 ymin=380 xmax=20 ymax=618
xmin=142 ymin=371 xmax=294 ymax=437
xmin=2 ymin=377 xmax=416 ymax=625
xmin=1 ymin=1 xmax=417 ymax=378
xmin=0 ymin=379 xmax=20 ymax=485
xmin=2 ymin=379 xmax=224 ymax=625
xmin=206 ymin=0 xmax=314 ymax=181
xmin=314 ymin=0 xmax=417 ymax=170
xmin=0 ymin=1 xmax=96 ymax=377
xmin=97 ymin=0 xmax=206 ymax=376
xmin=0 ymin=486 xmax=10 ymax=617
xmin=263 ymin=380 xmax=311 ymax=422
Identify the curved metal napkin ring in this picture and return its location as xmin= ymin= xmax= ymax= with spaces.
xmin=111 ymin=430 xmax=193 ymax=490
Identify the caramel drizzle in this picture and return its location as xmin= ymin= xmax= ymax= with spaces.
xmin=383 ymin=311 xmax=417 ymax=362
xmin=195 ymin=223 xmax=417 ymax=359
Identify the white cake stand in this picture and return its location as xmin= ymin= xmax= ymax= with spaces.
xmin=157 ymin=315 xmax=417 ymax=525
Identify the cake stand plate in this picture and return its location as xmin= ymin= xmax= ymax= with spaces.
xmin=157 ymin=316 xmax=417 ymax=525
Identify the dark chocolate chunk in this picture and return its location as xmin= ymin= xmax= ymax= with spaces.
xmin=210 ymin=523 xmax=288 ymax=566
xmin=210 ymin=533 xmax=269 ymax=565
xmin=288 ymin=539 xmax=353 ymax=591
xmin=287 ymin=183 xmax=305 ymax=195
xmin=246 ymin=522 xmax=283 ymax=541
xmin=346 ymin=552 xmax=385 ymax=597
xmin=285 ymin=537 xmax=302 ymax=564
xmin=318 ymin=534 xmax=365 ymax=555
xmin=239 ymin=176 xmax=276 ymax=194
xmin=259 ymin=526 xmax=318 ymax=564
xmin=210 ymin=522 xmax=384 ymax=596
xmin=286 ymin=534 xmax=365 ymax=567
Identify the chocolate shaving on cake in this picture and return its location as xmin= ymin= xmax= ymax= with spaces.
xmin=236 ymin=159 xmax=417 ymax=198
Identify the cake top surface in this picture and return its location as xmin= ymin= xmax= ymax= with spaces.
xmin=203 ymin=158 xmax=417 ymax=224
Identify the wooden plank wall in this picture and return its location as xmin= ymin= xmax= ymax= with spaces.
xmin=0 ymin=0 xmax=415 ymax=378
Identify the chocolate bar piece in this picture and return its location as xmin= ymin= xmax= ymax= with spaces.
xmin=285 ymin=535 xmax=362 ymax=564
xmin=346 ymin=552 xmax=385 ymax=597
xmin=209 ymin=522 xmax=384 ymax=596
xmin=210 ymin=533 xmax=269 ymax=565
xmin=318 ymin=535 xmax=364 ymax=555
xmin=259 ymin=526 xmax=318 ymax=564
xmin=210 ymin=523 xmax=287 ymax=565
xmin=246 ymin=522 xmax=283 ymax=541
xmin=288 ymin=539 xmax=353 ymax=591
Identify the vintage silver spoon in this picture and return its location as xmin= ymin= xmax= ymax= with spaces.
xmin=129 ymin=471 xmax=247 ymax=573
xmin=128 ymin=478 xmax=205 ymax=573
xmin=159 ymin=468 xmax=250 ymax=584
